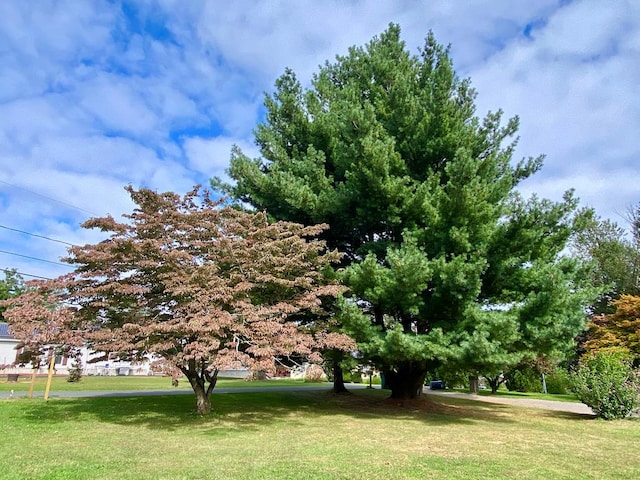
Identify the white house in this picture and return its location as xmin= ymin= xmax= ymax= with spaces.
xmin=0 ymin=322 xmax=18 ymax=367
xmin=0 ymin=321 xmax=154 ymax=376
xmin=0 ymin=322 xmax=249 ymax=378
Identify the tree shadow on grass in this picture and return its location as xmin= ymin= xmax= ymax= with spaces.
xmin=535 ymin=409 xmax=598 ymax=420
xmin=11 ymin=386 xmax=593 ymax=435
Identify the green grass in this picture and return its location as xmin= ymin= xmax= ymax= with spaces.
xmin=1 ymin=388 xmax=639 ymax=479
xmin=0 ymin=374 xmax=313 ymax=393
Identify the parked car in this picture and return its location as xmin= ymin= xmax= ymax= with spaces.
xmin=429 ymin=380 xmax=446 ymax=390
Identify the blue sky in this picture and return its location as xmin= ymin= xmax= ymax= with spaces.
xmin=0 ymin=0 xmax=638 ymax=281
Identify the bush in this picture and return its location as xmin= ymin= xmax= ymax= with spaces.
xmin=570 ymin=350 xmax=640 ymax=420
xmin=428 ymin=367 xmax=467 ymax=390
xmin=303 ymin=364 xmax=326 ymax=383
xmin=545 ymin=369 xmax=571 ymax=394
xmin=505 ymin=365 xmax=542 ymax=393
xmin=247 ymin=370 xmax=268 ymax=381
xmin=66 ymin=358 xmax=83 ymax=383
xmin=359 ymin=372 xmax=381 ymax=385
xmin=349 ymin=371 xmax=362 ymax=383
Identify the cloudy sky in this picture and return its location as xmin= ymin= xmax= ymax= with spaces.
xmin=0 ymin=0 xmax=638 ymax=281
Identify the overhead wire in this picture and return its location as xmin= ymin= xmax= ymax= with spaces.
xmin=0 ymin=180 xmax=99 ymax=276
xmin=0 ymin=224 xmax=78 ymax=246
xmin=0 ymin=179 xmax=98 ymax=216
xmin=0 ymin=249 xmax=73 ymax=267
xmin=1 ymin=267 xmax=53 ymax=281
xmin=0 ymin=225 xmax=76 ymax=278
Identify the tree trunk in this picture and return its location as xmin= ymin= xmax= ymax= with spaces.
xmin=384 ymin=363 xmax=426 ymax=399
xmin=194 ymin=386 xmax=212 ymax=414
xmin=332 ymin=362 xmax=350 ymax=394
xmin=469 ymin=375 xmax=479 ymax=394
xmin=186 ymin=376 xmax=212 ymax=414
xmin=486 ymin=376 xmax=500 ymax=394
xmin=183 ymin=363 xmax=216 ymax=414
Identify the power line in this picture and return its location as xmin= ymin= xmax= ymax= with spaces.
xmin=1 ymin=267 xmax=53 ymax=281
xmin=0 ymin=179 xmax=98 ymax=216
xmin=0 ymin=224 xmax=77 ymax=247
xmin=0 ymin=249 xmax=74 ymax=268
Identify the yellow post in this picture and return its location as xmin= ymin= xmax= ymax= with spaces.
xmin=43 ymin=353 xmax=56 ymax=401
xmin=28 ymin=366 xmax=38 ymax=399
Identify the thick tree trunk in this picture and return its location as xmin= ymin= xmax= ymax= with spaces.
xmin=186 ymin=375 xmax=212 ymax=414
xmin=384 ymin=363 xmax=427 ymax=399
xmin=183 ymin=363 xmax=217 ymax=414
xmin=332 ymin=362 xmax=350 ymax=394
xmin=469 ymin=375 xmax=479 ymax=394
xmin=486 ymin=376 xmax=499 ymax=394
xmin=194 ymin=386 xmax=212 ymax=415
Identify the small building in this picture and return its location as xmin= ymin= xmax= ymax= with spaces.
xmin=0 ymin=322 xmax=19 ymax=367
xmin=0 ymin=321 xmax=248 ymax=378
xmin=0 ymin=321 xmax=154 ymax=376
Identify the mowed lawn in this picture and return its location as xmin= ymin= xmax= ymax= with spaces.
xmin=1 ymin=383 xmax=639 ymax=480
xmin=0 ymin=374 xmax=312 ymax=393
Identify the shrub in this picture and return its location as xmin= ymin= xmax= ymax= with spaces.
xmin=570 ymin=350 xmax=640 ymax=420
xmin=247 ymin=370 xmax=268 ymax=381
xmin=66 ymin=358 xmax=83 ymax=383
xmin=545 ymin=369 xmax=571 ymax=394
xmin=349 ymin=371 xmax=362 ymax=383
xmin=428 ymin=366 xmax=467 ymax=390
xmin=505 ymin=365 xmax=542 ymax=393
xmin=304 ymin=364 xmax=326 ymax=383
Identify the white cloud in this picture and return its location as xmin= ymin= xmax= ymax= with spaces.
xmin=183 ymin=135 xmax=260 ymax=179
xmin=1 ymin=0 xmax=639 ymax=280
xmin=469 ymin=0 xmax=640 ymax=218
xmin=518 ymin=166 xmax=640 ymax=224
xmin=0 ymin=0 xmax=115 ymax=102
xmin=75 ymin=75 xmax=159 ymax=137
xmin=531 ymin=0 xmax=633 ymax=58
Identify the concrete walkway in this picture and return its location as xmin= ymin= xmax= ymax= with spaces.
xmin=423 ymin=389 xmax=594 ymax=415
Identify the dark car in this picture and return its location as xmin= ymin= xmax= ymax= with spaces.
xmin=429 ymin=380 xmax=446 ymax=390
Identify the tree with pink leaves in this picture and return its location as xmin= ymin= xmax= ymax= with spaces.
xmin=2 ymin=186 xmax=354 ymax=413
xmin=2 ymin=278 xmax=84 ymax=366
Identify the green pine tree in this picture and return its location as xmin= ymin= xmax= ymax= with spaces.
xmin=216 ymin=24 xmax=597 ymax=398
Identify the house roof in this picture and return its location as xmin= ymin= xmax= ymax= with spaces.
xmin=0 ymin=322 xmax=14 ymax=339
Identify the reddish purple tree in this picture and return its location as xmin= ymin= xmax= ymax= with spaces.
xmin=3 ymin=186 xmax=354 ymax=413
xmin=1 ymin=279 xmax=84 ymax=368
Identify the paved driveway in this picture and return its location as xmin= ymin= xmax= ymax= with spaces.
xmin=423 ymin=389 xmax=594 ymax=415
xmin=0 ymin=383 xmax=347 ymax=400
xmin=1 ymin=384 xmax=594 ymax=415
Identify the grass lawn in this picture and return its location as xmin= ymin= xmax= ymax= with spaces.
xmin=1 ymin=388 xmax=639 ymax=479
xmin=0 ymin=375 xmax=312 ymax=393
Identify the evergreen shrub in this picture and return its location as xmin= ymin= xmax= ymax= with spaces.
xmin=66 ymin=358 xmax=83 ymax=383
